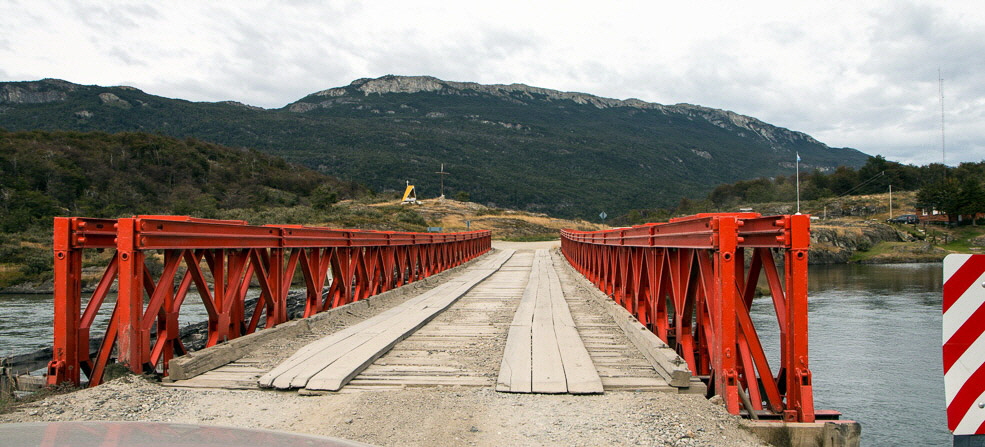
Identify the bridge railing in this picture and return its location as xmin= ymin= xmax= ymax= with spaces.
xmin=561 ymin=213 xmax=814 ymax=422
xmin=48 ymin=215 xmax=491 ymax=387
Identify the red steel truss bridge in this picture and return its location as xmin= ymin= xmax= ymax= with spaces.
xmin=43 ymin=212 xmax=840 ymax=426
xmin=47 ymin=216 xmax=490 ymax=388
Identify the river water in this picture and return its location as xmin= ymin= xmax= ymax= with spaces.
xmin=749 ymin=262 xmax=948 ymax=446
xmin=0 ymin=293 xmax=217 ymax=359
xmin=0 ymin=263 xmax=950 ymax=445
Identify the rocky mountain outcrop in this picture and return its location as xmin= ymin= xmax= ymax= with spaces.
xmin=299 ymin=75 xmax=831 ymax=161
xmin=0 ymin=79 xmax=75 ymax=104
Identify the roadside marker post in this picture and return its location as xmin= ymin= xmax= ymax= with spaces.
xmin=944 ymin=254 xmax=985 ymax=445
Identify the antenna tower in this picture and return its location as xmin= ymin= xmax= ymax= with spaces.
xmin=940 ymin=68 xmax=947 ymax=173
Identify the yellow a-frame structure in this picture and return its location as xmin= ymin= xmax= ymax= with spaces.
xmin=401 ymin=181 xmax=417 ymax=203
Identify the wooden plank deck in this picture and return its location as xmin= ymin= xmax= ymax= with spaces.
xmin=255 ymin=249 xmax=515 ymax=392
xmin=497 ymin=249 xmax=604 ymax=394
xmin=347 ymin=252 xmax=533 ymax=390
xmin=168 ymin=245 xmax=696 ymax=395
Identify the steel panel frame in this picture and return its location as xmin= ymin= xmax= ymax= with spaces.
xmin=561 ymin=213 xmax=814 ymax=422
xmin=48 ymin=216 xmax=490 ymax=387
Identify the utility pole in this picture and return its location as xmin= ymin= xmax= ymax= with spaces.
xmin=435 ymin=163 xmax=449 ymax=199
xmin=889 ymin=184 xmax=893 ymax=219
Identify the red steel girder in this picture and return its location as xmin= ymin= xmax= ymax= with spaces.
xmin=561 ymin=212 xmax=815 ymax=423
xmin=48 ymin=216 xmax=490 ymax=387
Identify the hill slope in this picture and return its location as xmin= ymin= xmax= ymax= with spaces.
xmin=0 ymin=76 xmax=869 ymax=219
xmin=0 ymin=129 xmax=363 ymax=231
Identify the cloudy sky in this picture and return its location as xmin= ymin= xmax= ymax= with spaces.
xmin=2 ymin=0 xmax=983 ymax=165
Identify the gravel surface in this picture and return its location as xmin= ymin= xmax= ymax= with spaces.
xmin=0 ymin=242 xmax=765 ymax=447
xmin=1 ymin=375 xmax=763 ymax=446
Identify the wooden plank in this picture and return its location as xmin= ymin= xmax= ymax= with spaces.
xmin=550 ymin=249 xmax=693 ymax=389
xmin=171 ymin=317 xmax=310 ymax=381
xmin=554 ymin=325 xmax=604 ymax=394
xmin=262 ymin=255 xmax=496 ymax=384
xmin=544 ymin=252 xmax=603 ymax=394
xmin=258 ymin=297 xmax=423 ymax=387
xmin=529 ymin=250 xmax=566 ymax=393
xmin=269 ymin=311 xmax=399 ymax=389
xmin=303 ymin=306 xmax=454 ymax=391
xmin=496 ymin=252 xmax=541 ymax=392
xmin=497 ymin=249 xmax=603 ymax=395
xmin=600 ymin=376 xmax=671 ymax=388
xmin=259 ymin=250 xmax=514 ymax=389
xmin=348 ymin=376 xmax=491 ymax=386
xmin=281 ymin=292 xmax=455 ymax=389
xmin=293 ymin=250 xmax=514 ymax=391
xmin=496 ymin=254 xmax=538 ymax=393
xmin=496 ymin=323 xmax=531 ymax=392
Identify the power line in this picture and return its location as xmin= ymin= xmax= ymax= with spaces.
xmin=836 ymin=171 xmax=886 ymax=198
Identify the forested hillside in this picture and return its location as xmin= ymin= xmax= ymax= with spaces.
xmin=0 ymin=129 xmax=365 ymax=288
xmin=0 ymin=129 xmax=363 ymax=231
xmin=0 ymin=76 xmax=870 ymax=219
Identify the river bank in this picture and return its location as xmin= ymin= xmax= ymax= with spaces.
xmin=811 ymin=220 xmax=943 ymax=264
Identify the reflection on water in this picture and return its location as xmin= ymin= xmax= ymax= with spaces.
xmin=809 ymin=263 xmax=943 ymax=295
xmin=752 ymin=262 xmax=948 ymax=447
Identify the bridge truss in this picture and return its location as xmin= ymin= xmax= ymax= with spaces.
xmin=561 ymin=213 xmax=815 ymax=422
xmin=48 ymin=216 xmax=490 ymax=387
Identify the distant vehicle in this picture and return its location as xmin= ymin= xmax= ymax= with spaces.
xmin=887 ymin=214 xmax=920 ymax=224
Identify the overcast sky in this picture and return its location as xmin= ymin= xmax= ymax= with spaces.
xmin=2 ymin=0 xmax=983 ymax=166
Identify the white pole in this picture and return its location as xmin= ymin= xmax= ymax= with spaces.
xmin=889 ymin=184 xmax=893 ymax=219
xmin=796 ymin=153 xmax=801 ymax=214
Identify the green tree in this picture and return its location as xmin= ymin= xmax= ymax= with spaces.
xmin=1 ymin=190 xmax=61 ymax=232
xmin=311 ymin=183 xmax=339 ymax=210
xmin=916 ymin=179 xmax=961 ymax=222
xmin=958 ymin=178 xmax=985 ymax=226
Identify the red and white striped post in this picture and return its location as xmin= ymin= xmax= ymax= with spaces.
xmin=943 ymin=254 xmax=985 ymax=444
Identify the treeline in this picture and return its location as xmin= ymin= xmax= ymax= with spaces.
xmin=615 ymin=155 xmax=985 ymax=225
xmin=0 ymin=129 xmax=366 ymax=232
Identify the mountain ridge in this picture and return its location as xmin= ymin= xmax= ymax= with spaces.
xmin=294 ymin=74 xmax=828 ymax=152
xmin=0 ymin=75 xmax=870 ymax=219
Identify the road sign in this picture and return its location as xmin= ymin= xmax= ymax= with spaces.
xmin=944 ymin=254 xmax=985 ymax=436
xmin=599 ymin=211 xmax=607 ymax=221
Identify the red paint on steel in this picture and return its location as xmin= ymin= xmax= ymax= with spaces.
xmin=561 ymin=213 xmax=815 ymax=423
xmin=47 ymin=216 xmax=490 ymax=387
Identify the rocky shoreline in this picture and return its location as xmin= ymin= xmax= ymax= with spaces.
xmin=809 ymin=221 xmax=967 ymax=264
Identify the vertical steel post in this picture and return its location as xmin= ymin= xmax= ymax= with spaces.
xmin=115 ymin=218 xmax=145 ymax=373
xmin=49 ymin=218 xmax=82 ymax=385
xmin=716 ymin=216 xmax=740 ymax=415
xmin=785 ymin=213 xmax=814 ymax=422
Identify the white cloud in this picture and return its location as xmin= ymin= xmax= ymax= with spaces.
xmin=1 ymin=0 xmax=983 ymax=165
